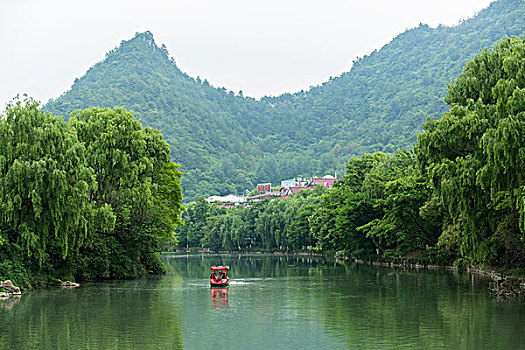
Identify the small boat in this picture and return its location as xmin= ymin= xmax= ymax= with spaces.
xmin=210 ymin=265 xmax=230 ymax=286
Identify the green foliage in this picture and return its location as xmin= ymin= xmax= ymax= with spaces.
xmin=357 ymin=150 xmax=441 ymax=256
xmin=0 ymin=223 xmax=44 ymax=289
xmin=69 ymin=107 xmax=184 ymax=279
xmin=0 ymin=96 xmax=96 ymax=266
xmin=506 ymin=268 xmax=525 ymax=278
xmin=0 ymin=245 xmax=33 ymax=289
xmin=0 ymin=102 xmax=184 ymax=285
xmin=177 ymin=197 xmax=214 ymax=248
xmin=44 ymin=1 xmax=525 ymax=202
xmin=416 ymin=36 xmax=525 ymax=268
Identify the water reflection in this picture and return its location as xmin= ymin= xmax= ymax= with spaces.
xmin=0 ymin=277 xmax=184 ymax=349
xmin=162 ymin=252 xmax=336 ymax=280
xmin=0 ymin=295 xmax=20 ymax=310
xmin=210 ymin=288 xmax=229 ymax=309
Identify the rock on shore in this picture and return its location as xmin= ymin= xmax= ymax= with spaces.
xmin=490 ymin=278 xmax=525 ymax=301
xmin=57 ymin=280 xmax=81 ymax=288
xmin=0 ymin=280 xmax=22 ymax=298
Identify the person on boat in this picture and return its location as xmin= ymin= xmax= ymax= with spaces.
xmin=211 ymin=272 xmax=217 ymax=281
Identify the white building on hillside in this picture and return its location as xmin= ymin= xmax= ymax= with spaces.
xmin=205 ymin=194 xmax=245 ymax=205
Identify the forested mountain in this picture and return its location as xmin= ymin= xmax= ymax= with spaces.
xmin=44 ymin=0 xmax=525 ymax=202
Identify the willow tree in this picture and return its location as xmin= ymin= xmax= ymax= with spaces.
xmin=0 ymin=97 xmax=96 ymax=265
xmin=69 ymin=107 xmax=183 ymax=278
xmin=416 ymin=36 xmax=525 ymax=267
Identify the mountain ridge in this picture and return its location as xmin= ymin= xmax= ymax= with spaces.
xmin=44 ymin=0 xmax=525 ymax=202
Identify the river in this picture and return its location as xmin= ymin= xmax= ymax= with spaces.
xmin=1 ymin=254 xmax=524 ymax=349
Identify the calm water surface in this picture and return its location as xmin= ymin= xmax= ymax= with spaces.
xmin=1 ymin=254 xmax=524 ymax=349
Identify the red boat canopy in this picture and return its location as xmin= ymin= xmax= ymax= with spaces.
xmin=211 ymin=266 xmax=229 ymax=272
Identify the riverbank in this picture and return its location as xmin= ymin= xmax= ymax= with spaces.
xmin=343 ymin=254 xmax=525 ymax=301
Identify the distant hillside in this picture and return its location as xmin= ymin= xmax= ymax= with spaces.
xmin=45 ymin=0 xmax=525 ymax=202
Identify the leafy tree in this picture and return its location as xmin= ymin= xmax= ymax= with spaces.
xmin=416 ymin=36 xmax=525 ymax=267
xmin=308 ymin=154 xmax=383 ymax=255
xmin=358 ymin=150 xmax=441 ymax=256
xmin=69 ymin=107 xmax=183 ymax=278
xmin=177 ymin=197 xmax=212 ymax=248
xmin=0 ymin=97 xmax=97 ymax=266
xmin=287 ymin=188 xmax=327 ymax=250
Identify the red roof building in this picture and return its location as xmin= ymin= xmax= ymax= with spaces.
xmin=311 ymin=176 xmax=337 ymax=188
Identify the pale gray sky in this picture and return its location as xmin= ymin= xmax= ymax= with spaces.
xmin=0 ymin=0 xmax=494 ymax=108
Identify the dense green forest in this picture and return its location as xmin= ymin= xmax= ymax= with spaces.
xmin=44 ymin=0 xmax=525 ymax=202
xmin=0 ymin=100 xmax=184 ymax=287
xmin=179 ymin=36 xmax=525 ymax=270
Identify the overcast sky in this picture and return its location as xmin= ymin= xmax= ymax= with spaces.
xmin=1 ymin=0 xmax=495 ymax=108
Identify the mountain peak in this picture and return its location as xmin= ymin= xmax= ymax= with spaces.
xmin=107 ymin=30 xmax=166 ymax=59
xmin=134 ymin=30 xmax=155 ymax=41
xmin=127 ymin=31 xmax=157 ymax=50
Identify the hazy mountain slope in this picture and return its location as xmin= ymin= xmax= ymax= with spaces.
xmin=265 ymin=0 xmax=525 ymax=156
xmin=45 ymin=0 xmax=525 ymax=201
